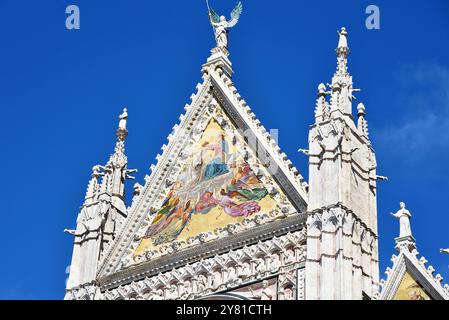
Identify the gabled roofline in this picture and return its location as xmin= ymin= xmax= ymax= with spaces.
xmin=209 ymin=70 xmax=308 ymax=211
xmin=96 ymin=53 xmax=309 ymax=279
xmin=380 ymin=250 xmax=449 ymax=300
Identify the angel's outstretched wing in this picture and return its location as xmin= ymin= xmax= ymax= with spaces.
xmin=227 ymin=1 xmax=243 ymax=28
xmin=208 ymin=6 xmax=220 ymax=24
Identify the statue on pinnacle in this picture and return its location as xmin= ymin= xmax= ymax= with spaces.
xmin=390 ymin=202 xmax=412 ymax=238
xmin=207 ymin=0 xmax=243 ymax=54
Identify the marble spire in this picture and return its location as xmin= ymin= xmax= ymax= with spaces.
xmin=336 ymin=27 xmax=349 ymax=75
xmin=83 ymin=165 xmax=102 ymax=205
xmin=65 ymin=108 xmax=133 ymax=292
xmin=306 ymin=27 xmax=380 ymax=300
xmin=329 ymin=27 xmax=359 ymax=118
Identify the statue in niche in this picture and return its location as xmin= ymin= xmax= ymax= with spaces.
xmin=149 ymin=289 xmax=164 ymax=300
xmin=180 ymin=280 xmax=192 ymax=298
xmin=239 ymin=261 xmax=251 ymax=280
xmin=255 ymin=258 xmax=266 ymax=274
xmin=250 ymin=280 xmax=273 ymax=300
xmin=211 ymin=271 xmax=222 ymax=290
xmin=297 ymin=246 xmax=306 ymax=260
xmin=227 ymin=264 xmax=237 ymax=282
xmin=197 ymin=274 xmax=208 ymax=292
xmin=167 ymin=285 xmax=178 ymax=300
xmin=283 ymin=286 xmax=294 ymax=300
xmin=268 ymin=254 xmax=280 ymax=272
xmin=284 ymin=249 xmax=296 ymax=265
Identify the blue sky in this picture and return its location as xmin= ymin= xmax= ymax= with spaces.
xmin=0 ymin=0 xmax=448 ymax=299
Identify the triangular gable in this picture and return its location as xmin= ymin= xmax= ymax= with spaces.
xmin=392 ymin=271 xmax=431 ymax=300
xmin=380 ymin=249 xmax=449 ymax=300
xmin=97 ymin=52 xmax=308 ymax=284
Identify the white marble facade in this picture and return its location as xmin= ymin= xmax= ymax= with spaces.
xmin=64 ymin=12 xmax=447 ymax=300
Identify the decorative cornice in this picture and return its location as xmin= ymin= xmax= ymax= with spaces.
xmin=90 ymin=231 xmax=307 ymax=300
xmin=306 ymin=202 xmax=378 ymax=239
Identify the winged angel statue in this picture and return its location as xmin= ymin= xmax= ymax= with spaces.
xmin=207 ymin=0 xmax=243 ymax=52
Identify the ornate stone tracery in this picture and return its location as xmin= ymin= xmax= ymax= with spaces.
xmin=85 ymin=231 xmax=307 ymax=300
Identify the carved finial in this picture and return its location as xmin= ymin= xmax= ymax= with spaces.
xmin=357 ymin=103 xmax=369 ymax=137
xmin=133 ymin=183 xmax=143 ymax=197
xmin=84 ymin=165 xmax=103 ymax=203
xmin=427 ymin=265 xmax=435 ymax=275
xmin=357 ymin=103 xmax=366 ymax=116
xmin=391 ymin=254 xmax=398 ymax=264
xmin=115 ymin=108 xmax=129 ymax=153
xmin=318 ymin=83 xmax=327 ymax=95
xmin=419 ymin=256 xmax=428 ymax=266
xmin=315 ymin=83 xmax=330 ymax=121
xmin=335 ymin=27 xmax=349 ymax=74
xmin=118 ymin=108 xmax=128 ymax=131
xmin=335 ymin=26 xmax=349 ymax=67
xmin=91 ymin=165 xmax=103 ymax=178
xmin=328 ymin=27 xmax=356 ymax=117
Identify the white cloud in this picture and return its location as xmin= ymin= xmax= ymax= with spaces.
xmin=376 ymin=62 xmax=449 ymax=159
